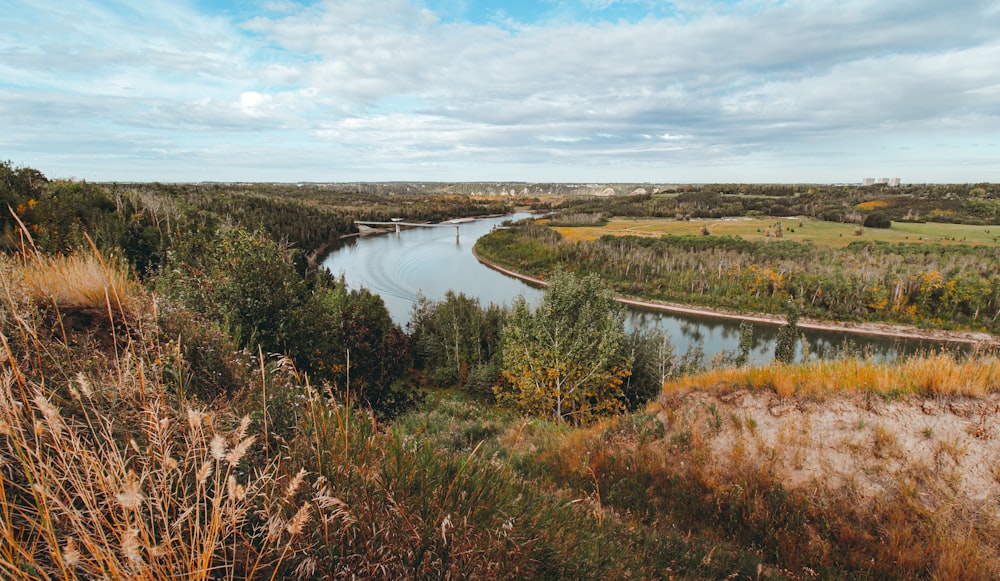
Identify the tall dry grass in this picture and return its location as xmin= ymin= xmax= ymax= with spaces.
xmin=662 ymin=352 xmax=1000 ymax=398
xmin=638 ymin=351 xmax=1000 ymax=579
xmin=0 ymin=372 xmax=314 ymax=580
xmin=0 ymin=250 xmax=321 ymax=580
xmin=21 ymin=253 xmax=139 ymax=316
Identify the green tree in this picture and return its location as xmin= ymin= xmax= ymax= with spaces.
xmin=622 ymin=327 xmax=676 ymax=410
xmin=303 ymin=282 xmax=413 ymax=415
xmin=734 ymin=321 xmax=754 ymax=367
xmin=161 ymin=227 xmax=412 ymax=413
xmin=774 ymin=299 xmax=802 ymax=364
xmin=863 ymin=212 xmax=892 ymax=228
xmin=411 ymin=291 xmax=505 ymax=390
xmin=496 ymin=270 xmax=629 ymax=424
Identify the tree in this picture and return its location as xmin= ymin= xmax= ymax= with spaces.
xmin=734 ymin=321 xmax=754 ymax=367
xmin=774 ymin=299 xmax=802 ymax=364
xmin=320 ymin=284 xmax=412 ymax=414
xmin=410 ymin=291 xmax=505 ymax=393
xmin=622 ymin=327 xmax=675 ymax=410
xmin=496 ymin=270 xmax=629 ymax=424
xmin=163 ymin=227 xmax=412 ymax=414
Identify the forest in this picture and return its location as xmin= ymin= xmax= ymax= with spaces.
xmin=3 ymin=160 xmax=1000 ymax=580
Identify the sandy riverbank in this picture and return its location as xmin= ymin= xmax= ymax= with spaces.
xmin=471 ymin=248 xmax=1000 ymax=348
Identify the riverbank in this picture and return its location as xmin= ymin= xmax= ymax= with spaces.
xmin=471 ymin=247 xmax=1000 ymax=348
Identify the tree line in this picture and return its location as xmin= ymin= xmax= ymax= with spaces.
xmin=553 ymin=182 xmax=1000 ymax=225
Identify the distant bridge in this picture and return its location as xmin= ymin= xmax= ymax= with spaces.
xmin=355 ymin=219 xmax=468 ymax=239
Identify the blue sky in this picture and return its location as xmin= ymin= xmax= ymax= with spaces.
xmin=2 ymin=0 xmax=999 ymax=183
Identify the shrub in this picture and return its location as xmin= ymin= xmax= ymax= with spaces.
xmin=864 ymin=212 xmax=892 ymax=228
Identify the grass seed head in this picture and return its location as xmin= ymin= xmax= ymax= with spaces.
xmin=116 ymin=470 xmax=145 ymax=510
xmin=210 ymin=433 xmax=228 ymax=461
xmin=286 ymin=503 xmax=312 ymax=537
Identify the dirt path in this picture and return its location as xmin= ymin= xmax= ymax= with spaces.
xmin=472 ymin=249 xmax=1000 ymax=348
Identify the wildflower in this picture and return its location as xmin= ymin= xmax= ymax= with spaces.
xmin=235 ymin=415 xmax=251 ymax=441
xmin=196 ymin=461 xmax=213 ymax=484
xmin=187 ymin=408 xmax=205 ymax=431
xmin=122 ymin=528 xmax=142 ymax=563
xmin=227 ymin=476 xmax=246 ymax=501
xmin=284 ymin=468 xmax=307 ymax=499
xmin=33 ymin=394 xmax=63 ymax=437
xmin=76 ymin=372 xmax=93 ymax=398
xmin=62 ymin=538 xmax=81 ymax=568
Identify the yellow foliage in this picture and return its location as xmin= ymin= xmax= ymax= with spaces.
xmin=855 ymin=200 xmax=890 ymax=210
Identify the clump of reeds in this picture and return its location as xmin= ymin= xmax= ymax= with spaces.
xmin=662 ymin=352 xmax=1000 ymax=399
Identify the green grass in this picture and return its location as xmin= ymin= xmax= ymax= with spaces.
xmin=555 ymin=217 xmax=1000 ymax=248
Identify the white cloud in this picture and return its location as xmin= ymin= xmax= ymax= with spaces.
xmin=2 ymin=0 xmax=999 ymax=181
xmin=239 ymin=91 xmax=273 ymax=116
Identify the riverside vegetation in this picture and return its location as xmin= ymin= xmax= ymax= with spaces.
xmin=2 ymin=160 xmax=1000 ymax=579
xmin=475 ymin=210 xmax=1000 ymax=334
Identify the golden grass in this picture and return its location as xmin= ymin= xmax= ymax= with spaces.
xmin=662 ymin=353 xmax=1000 ymax=399
xmin=553 ymin=217 xmax=1000 ymax=248
xmin=0 ymin=373 xmax=300 ymax=580
xmin=0 ymin=261 xmax=318 ymax=579
xmin=22 ymin=253 xmax=139 ymax=314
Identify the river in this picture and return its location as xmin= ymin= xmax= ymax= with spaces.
xmin=322 ymin=214 xmax=943 ymax=364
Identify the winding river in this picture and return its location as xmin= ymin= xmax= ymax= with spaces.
xmin=322 ymin=214 xmax=945 ymax=364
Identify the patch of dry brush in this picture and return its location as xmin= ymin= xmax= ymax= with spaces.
xmin=0 ymin=252 xmax=314 ymax=580
xmin=650 ymin=357 xmax=1000 ymax=579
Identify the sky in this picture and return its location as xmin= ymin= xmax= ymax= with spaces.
xmin=2 ymin=0 xmax=999 ymax=184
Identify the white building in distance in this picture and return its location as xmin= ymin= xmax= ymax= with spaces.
xmin=862 ymin=177 xmax=901 ymax=187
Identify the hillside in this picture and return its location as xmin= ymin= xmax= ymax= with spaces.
xmin=5 ymin=163 xmax=1000 ymax=579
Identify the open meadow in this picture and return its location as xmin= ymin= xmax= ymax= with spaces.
xmin=552 ymin=216 xmax=1000 ymax=248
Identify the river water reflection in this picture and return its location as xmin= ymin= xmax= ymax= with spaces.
xmin=322 ymin=214 xmax=943 ymax=364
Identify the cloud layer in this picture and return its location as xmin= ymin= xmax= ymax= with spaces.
xmin=2 ymin=0 xmax=999 ymax=182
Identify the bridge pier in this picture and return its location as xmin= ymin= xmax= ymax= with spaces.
xmin=353 ymin=220 xmax=463 ymax=240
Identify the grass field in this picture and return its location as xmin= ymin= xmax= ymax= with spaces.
xmin=552 ymin=217 xmax=1000 ymax=248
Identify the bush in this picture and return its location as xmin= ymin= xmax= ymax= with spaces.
xmin=863 ymin=212 xmax=892 ymax=228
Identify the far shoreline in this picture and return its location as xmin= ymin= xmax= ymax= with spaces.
xmin=471 ymin=247 xmax=1000 ymax=349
